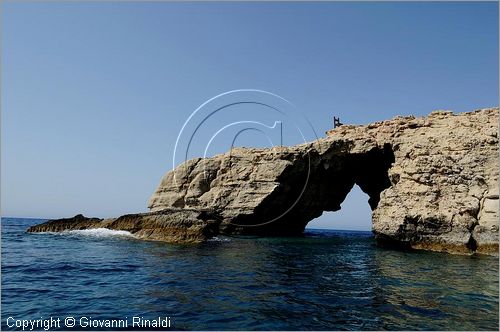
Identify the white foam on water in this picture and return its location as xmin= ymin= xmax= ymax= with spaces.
xmin=62 ymin=228 xmax=135 ymax=238
xmin=207 ymin=236 xmax=231 ymax=242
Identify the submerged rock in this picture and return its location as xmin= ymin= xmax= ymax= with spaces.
xmin=29 ymin=107 xmax=499 ymax=255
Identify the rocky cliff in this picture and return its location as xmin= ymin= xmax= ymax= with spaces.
xmin=29 ymin=107 xmax=499 ymax=255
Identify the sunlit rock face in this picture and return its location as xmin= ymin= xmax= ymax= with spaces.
xmin=148 ymin=140 xmax=395 ymax=237
xmin=362 ymin=108 xmax=499 ymax=255
xmin=29 ymin=107 xmax=498 ymax=255
xmin=148 ymin=107 xmax=499 ymax=255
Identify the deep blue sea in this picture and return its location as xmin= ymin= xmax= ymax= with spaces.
xmin=2 ymin=218 xmax=499 ymax=331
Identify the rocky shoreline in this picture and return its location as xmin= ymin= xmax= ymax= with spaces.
xmin=28 ymin=107 xmax=499 ymax=255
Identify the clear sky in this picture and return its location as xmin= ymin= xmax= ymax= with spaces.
xmin=2 ymin=1 xmax=498 ymax=230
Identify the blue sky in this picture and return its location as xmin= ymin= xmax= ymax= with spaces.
xmin=2 ymin=1 xmax=498 ymax=230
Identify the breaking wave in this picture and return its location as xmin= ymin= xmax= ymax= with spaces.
xmin=207 ymin=236 xmax=231 ymax=242
xmin=62 ymin=228 xmax=135 ymax=238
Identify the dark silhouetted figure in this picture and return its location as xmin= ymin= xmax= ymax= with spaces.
xmin=333 ymin=116 xmax=343 ymax=128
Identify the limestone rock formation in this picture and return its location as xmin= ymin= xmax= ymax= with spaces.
xmin=330 ymin=108 xmax=499 ymax=255
xmin=27 ymin=214 xmax=104 ymax=232
xmin=148 ymin=107 xmax=499 ymax=254
xmin=29 ymin=107 xmax=499 ymax=255
xmin=27 ymin=209 xmax=221 ymax=243
xmin=148 ymin=140 xmax=395 ymax=238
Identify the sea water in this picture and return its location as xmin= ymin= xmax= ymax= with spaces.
xmin=2 ymin=218 xmax=498 ymax=330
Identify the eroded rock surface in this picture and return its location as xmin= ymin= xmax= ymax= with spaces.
xmin=148 ymin=107 xmax=499 ymax=254
xmin=363 ymin=109 xmax=499 ymax=255
xmin=29 ymin=107 xmax=499 ymax=255
xmin=148 ymin=140 xmax=395 ymax=237
xmin=27 ymin=209 xmax=221 ymax=243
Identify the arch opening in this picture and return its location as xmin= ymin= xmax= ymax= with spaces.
xmin=306 ymin=185 xmax=372 ymax=231
xmin=221 ymin=144 xmax=395 ymax=236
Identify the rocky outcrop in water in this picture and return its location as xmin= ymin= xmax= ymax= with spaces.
xmin=29 ymin=108 xmax=499 ymax=255
xmin=27 ymin=209 xmax=220 ymax=243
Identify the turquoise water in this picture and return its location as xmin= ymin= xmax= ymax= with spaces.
xmin=2 ymin=218 xmax=498 ymax=330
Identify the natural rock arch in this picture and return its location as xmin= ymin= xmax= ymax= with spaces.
xmin=220 ymin=143 xmax=395 ymax=236
xmin=28 ymin=108 xmax=499 ymax=255
xmin=147 ymin=108 xmax=499 ymax=254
